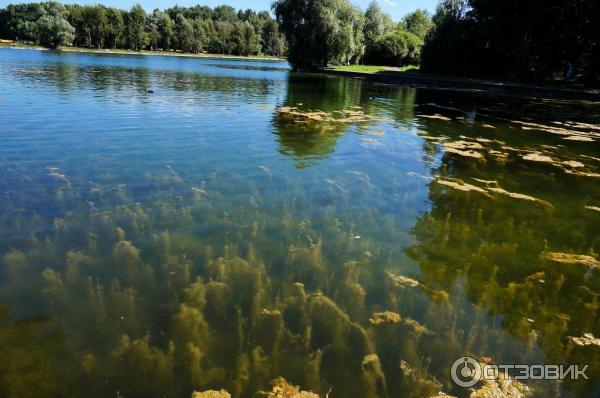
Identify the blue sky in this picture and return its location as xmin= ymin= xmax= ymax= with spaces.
xmin=0 ymin=0 xmax=439 ymax=21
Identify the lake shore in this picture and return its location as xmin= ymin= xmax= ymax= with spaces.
xmin=321 ymin=66 xmax=600 ymax=101
xmin=3 ymin=43 xmax=598 ymax=100
xmin=0 ymin=43 xmax=287 ymax=62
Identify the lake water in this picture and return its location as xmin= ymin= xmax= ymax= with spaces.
xmin=0 ymin=48 xmax=598 ymax=398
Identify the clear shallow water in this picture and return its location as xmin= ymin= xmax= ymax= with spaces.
xmin=0 ymin=48 xmax=599 ymax=397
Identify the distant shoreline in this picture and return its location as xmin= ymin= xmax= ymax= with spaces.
xmin=1 ymin=43 xmax=288 ymax=63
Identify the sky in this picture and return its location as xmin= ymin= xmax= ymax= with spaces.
xmin=0 ymin=0 xmax=439 ymax=21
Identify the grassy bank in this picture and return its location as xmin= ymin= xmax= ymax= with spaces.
xmin=0 ymin=43 xmax=287 ymax=62
xmin=325 ymin=64 xmax=419 ymax=74
xmin=59 ymin=46 xmax=286 ymax=62
xmin=0 ymin=41 xmax=45 ymax=49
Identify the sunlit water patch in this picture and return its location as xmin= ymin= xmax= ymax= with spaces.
xmin=0 ymin=48 xmax=599 ymax=398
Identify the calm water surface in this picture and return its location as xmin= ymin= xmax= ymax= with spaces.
xmin=0 ymin=48 xmax=599 ymax=397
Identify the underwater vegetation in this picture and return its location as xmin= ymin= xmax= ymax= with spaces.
xmin=1 ymin=50 xmax=600 ymax=397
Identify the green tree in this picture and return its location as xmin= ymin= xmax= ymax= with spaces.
xmin=175 ymin=14 xmax=195 ymax=52
xmin=231 ymin=21 xmax=260 ymax=56
xmin=262 ymin=19 xmax=285 ymax=56
xmin=214 ymin=20 xmax=234 ymax=54
xmin=158 ymin=12 xmax=175 ymax=50
xmin=401 ymin=9 xmax=433 ymax=40
xmin=191 ymin=19 xmax=209 ymax=52
xmin=213 ymin=5 xmax=238 ymax=22
xmin=273 ymin=0 xmax=365 ymax=70
xmin=126 ymin=4 xmax=148 ymax=50
xmin=105 ymin=8 xmax=125 ymax=48
xmin=421 ymin=0 xmax=470 ymax=76
xmin=86 ymin=6 xmax=109 ymax=48
xmin=364 ymin=1 xmax=394 ymax=46
xmin=370 ymin=29 xmax=423 ymax=66
xmin=36 ymin=13 xmax=75 ymax=47
xmin=6 ymin=3 xmax=46 ymax=41
xmin=363 ymin=0 xmax=396 ymax=64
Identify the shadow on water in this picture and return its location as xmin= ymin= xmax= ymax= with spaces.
xmin=271 ymin=74 xmax=362 ymax=167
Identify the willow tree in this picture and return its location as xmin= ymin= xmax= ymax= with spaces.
xmin=273 ymin=0 xmax=365 ymax=70
xmin=36 ymin=14 xmax=75 ymax=47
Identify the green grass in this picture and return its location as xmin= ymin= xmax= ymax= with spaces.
xmin=326 ymin=64 xmax=420 ymax=74
xmin=60 ymin=46 xmax=285 ymax=60
xmin=0 ymin=41 xmax=41 ymax=48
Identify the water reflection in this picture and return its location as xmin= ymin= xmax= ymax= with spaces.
xmin=272 ymin=75 xmax=363 ymax=167
xmin=272 ymin=74 xmax=419 ymax=167
xmin=15 ymin=62 xmax=282 ymax=102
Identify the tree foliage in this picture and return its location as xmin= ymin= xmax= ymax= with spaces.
xmin=363 ymin=1 xmax=427 ymax=67
xmin=0 ymin=1 xmax=286 ymax=57
xmin=401 ymin=9 xmax=433 ymax=40
xmin=364 ymin=1 xmax=393 ymax=46
xmin=369 ymin=30 xmax=423 ymax=66
xmin=35 ymin=13 xmax=74 ymax=47
xmin=273 ymin=0 xmax=365 ymax=70
xmin=422 ymin=0 xmax=600 ymax=81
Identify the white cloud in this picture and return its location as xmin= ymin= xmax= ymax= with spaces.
xmin=382 ymin=0 xmax=397 ymax=5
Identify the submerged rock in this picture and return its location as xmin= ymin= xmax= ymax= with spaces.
xmin=542 ymin=252 xmax=599 ymax=268
xmin=386 ymin=271 xmax=420 ymax=287
xmin=369 ymin=311 xmax=401 ymax=325
xmin=435 ymin=179 xmax=489 ymax=195
xmin=276 ymin=106 xmax=378 ymax=125
xmin=521 ymin=152 xmax=594 ymax=174
xmin=418 ymin=114 xmax=452 ymax=121
xmin=444 ymin=140 xmax=485 ymax=160
xmin=266 ymin=378 xmax=319 ymax=398
xmin=435 ymin=178 xmax=552 ymax=207
xmin=569 ymin=333 xmax=600 ymax=346
xmin=192 ymin=390 xmax=231 ymax=398
xmin=522 ymin=153 xmax=554 ymax=164
xmin=487 ymin=187 xmax=552 ymax=208
xmin=470 ymin=368 xmax=530 ymax=398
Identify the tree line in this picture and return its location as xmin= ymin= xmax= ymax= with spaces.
xmin=0 ymin=1 xmax=432 ymax=68
xmin=0 ymin=1 xmax=286 ymax=56
xmin=2 ymin=0 xmax=596 ymax=81
xmin=273 ymin=0 xmax=599 ymax=81
xmin=273 ymin=0 xmax=431 ymax=70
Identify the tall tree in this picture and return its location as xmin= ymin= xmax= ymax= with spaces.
xmin=401 ymin=9 xmax=432 ymax=40
xmin=212 ymin=5 xmax=237 ymax=22
xmin=126 ymin=4 xmax=148 ymax=50
xmin=175 ymin=14 xmax=194 ymax=52
xmin=364 ymin=1 xmax=393 ymax=46
xmin=273 ymin=0 xmax=365 ymax=70
xmin=105 ymin=8 xmax=125 ymax=48
xmin=157 ymin=11 xmax=175 ymax=51
xmin=262 ymin=19 xmax=285 ymax=57
xmin=36 ymin=13 xmax=75 ymax=47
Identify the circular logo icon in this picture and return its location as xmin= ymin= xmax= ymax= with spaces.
xmin=451 ymin=356 xmax=482 ymax=388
